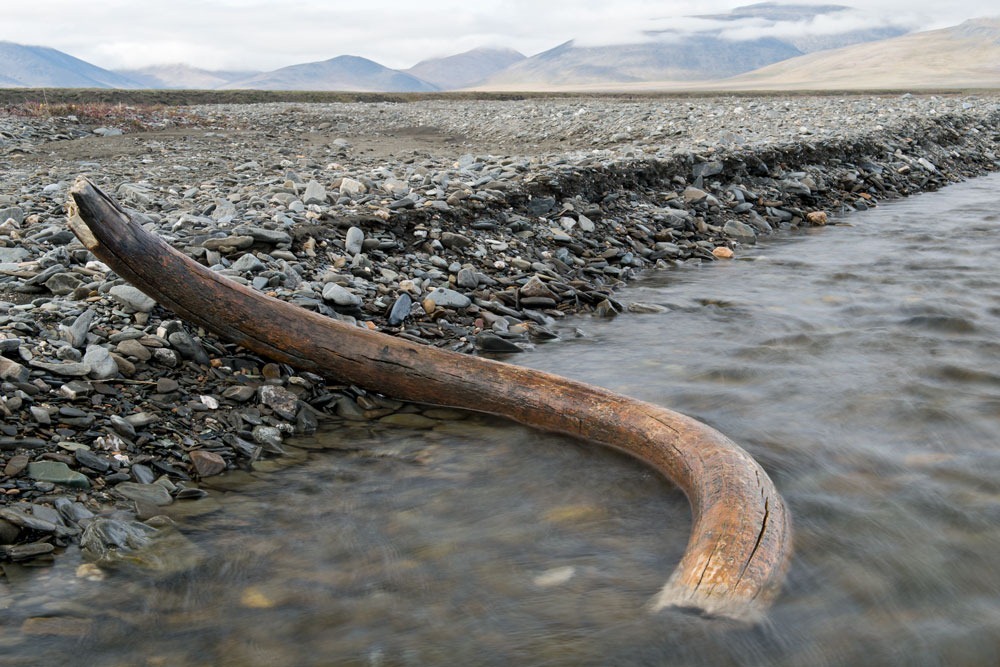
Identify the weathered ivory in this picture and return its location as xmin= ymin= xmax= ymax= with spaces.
xmin=68 ymin=176 xmax=791 ymax=621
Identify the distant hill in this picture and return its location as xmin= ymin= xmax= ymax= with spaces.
xmin=476 ymin=1 xmax=915 ymax=90
xmin=222 ymin=55 xmax=438 ymax=92
xmin=479 ymin=37 xmax=803 ymax=89
xmin=0 ymin=41 xmax=140 ymax=88
xmin=404 ymin=47 xmax=525 ymax=89
xmin=117 ymin=64 xmax=258 ymax=90
xmin=2 ymin=11 xmax=997 ymax=93
xmin=709 ymin=17 xmax=1000 ymax=90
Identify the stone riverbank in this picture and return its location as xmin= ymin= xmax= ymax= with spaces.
xmin=1 ymin=93 xmax=998 ymax=565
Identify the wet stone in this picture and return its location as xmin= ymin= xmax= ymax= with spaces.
xmin=4 ymin=454 xmax=29 ymax=477
xmin=476 ymin=333 xmax=525 ymax=353
xmin=115 ymin=482 xmax=173 ymax=506
xmin=0 ymin=518 xmax=20 ymax=544
xmin=2 ymin=542 xmax=56 ymax=561
xmin=131 ymin=463 xmax=156 ymax=485
xmin=26 ymin=461 xmax=90 ymax=489
xmin=74 ymin=448 xmax=112 ymax=472
xmin=189 ymin=450 xmax=227 ymax=478
xmin=258 ymin=385 xmax=299 ymax=420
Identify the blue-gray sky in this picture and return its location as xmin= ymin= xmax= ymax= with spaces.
xmin=3 ymin=0 xmax=997 ymax=71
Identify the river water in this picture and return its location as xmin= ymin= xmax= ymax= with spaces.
xmin=3 ymin=172 xmax=1000 ymax=666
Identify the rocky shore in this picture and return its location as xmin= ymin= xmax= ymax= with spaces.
xmin=1 ymin=93 xmax=999 ymax=565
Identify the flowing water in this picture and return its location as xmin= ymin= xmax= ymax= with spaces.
xmin=4 ymin=172 xmax=1000 ymax=666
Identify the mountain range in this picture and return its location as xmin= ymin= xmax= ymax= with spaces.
xmin=1 ymin=3 xmax=998 ymax=92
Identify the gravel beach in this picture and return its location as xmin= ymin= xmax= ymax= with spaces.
xmin=2 ymin=93 xmax=999 ymax=564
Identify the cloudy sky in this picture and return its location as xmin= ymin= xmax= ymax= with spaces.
xmin=3 ymin=0 xmax=997 ymax=72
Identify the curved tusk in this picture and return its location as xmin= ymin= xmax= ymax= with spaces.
xmin=67 ymin=176 xmax=791 ymax=621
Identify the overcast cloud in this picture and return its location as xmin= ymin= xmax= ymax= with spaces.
xmin=2 ymin=0 xmax=996 ymax=71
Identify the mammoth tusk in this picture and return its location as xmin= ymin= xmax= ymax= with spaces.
xmin=67 ymin=175 xmax=791 ymax=622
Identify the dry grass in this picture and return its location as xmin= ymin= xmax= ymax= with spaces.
xmin=2 ymin=98 xmax=201 ymax=131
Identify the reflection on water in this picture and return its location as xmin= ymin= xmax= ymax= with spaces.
xmin=4 ymin=172 xmax=1000 ymax=665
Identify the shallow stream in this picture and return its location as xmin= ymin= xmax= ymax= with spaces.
xmin=4 ymin=172 xmax=1000 ymax=666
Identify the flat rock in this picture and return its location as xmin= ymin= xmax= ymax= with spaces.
xmin=425 ymin=287 xmax=471 ymax=310
xmin=115 ymin=482 xmax=173 ymax=506
xmin=110 ymin=285 xmax=156 ymax=313
xmin=27 ymin=461 xmax=90 ymax=489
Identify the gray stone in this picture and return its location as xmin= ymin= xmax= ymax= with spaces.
xmin=44 ymin=272 xmax=82 ymax=295
xmin=0 ymin=507 xmax=59 ymax=533
xmin=693 ymin=161 xmax=725 ymax=180
xmin=723 ymin=220 xmax=757 ymax=245
xmin=381 ymin=178 xmax=409 ymax=196
xmin=236 ymin=226 xmax=292 ymax=245
xmin=115 ymin=482 xmax=173 ymax=506
xmin=203 ymin=235 xmax=254 ymax=251
xmin=230 ymin=253 xmax=265 ymax=273
xmin=84 ymin=344 xmax=119 ymax=380
xmin=426 ymin=287 xmax=471 ymax=309
xmin=388 ymin=197 xmax=416 ymax=210
xmin=31 ymin=359 xmax=91 ymax=377
xmin=387 ymin=293 xmax=412 ymax=326
xmin=115 ymin=339 xmax=152 ymax=361
xmin=222 ymin=385 xmax=256 ymax=402
xmin=0 ymin=247 xmax=29 ymax=263
xmin=302 ymin=180 xmax=327 ymax=205
xmin=80 ymin=517 xmax=155 ymax=561
xmin=779 ymin=179 xmax=812 ymax=196
xmin=441 ymin=232 xmax=472 ymax=249
xmin=683 ymin=186 xmax=710 ymax=204
xmin=0 ymin=356 xmax=29 ymax=382
xmin=27 ymin=461 xmax=90 ymax=489
xmin=456 ymin=267 xmax=479 ymax=289
xmin=345 ymin=226 xmax=364 ymax=255
xmin=117 ymin=182 xmax=155 ymax=207
xmin=131 ymin=464 xmax=156 ymax=484
xmin=168 ymin=331 xmax=210 ymax=364
xmin=59 ymin=379 xmax=94 ymax=399
xmin=258 ymin=385 xmax=299 ymax=420
xmin=0 ymin=206 xmax=24 ymax=224
xmin=322 ymin=283 xmax=362 ymax=308
xmin=60 ymin=308 xmax=96 ymax=348
xmin=75 ymin=448 xmax=112 ymax=472
xmin=212 ymin=198 xmax=237 ymax=222
xmin=110 ymin=285 xmax=156 ymax=313
xmin=475 ymin=333 xmax=524 ymax=353
xmin=251 ymin=425 xmax=285 ymax=452
xmin=339 ymin=177 xmax=365 ymax=197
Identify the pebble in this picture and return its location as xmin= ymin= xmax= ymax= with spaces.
xmin=425 ymin=287 xmax=471 ymax=310
xmin=189 ymin=450 xmax=227 ymax=477
xmin=109 ymin=285 xmax=156 ymax=313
